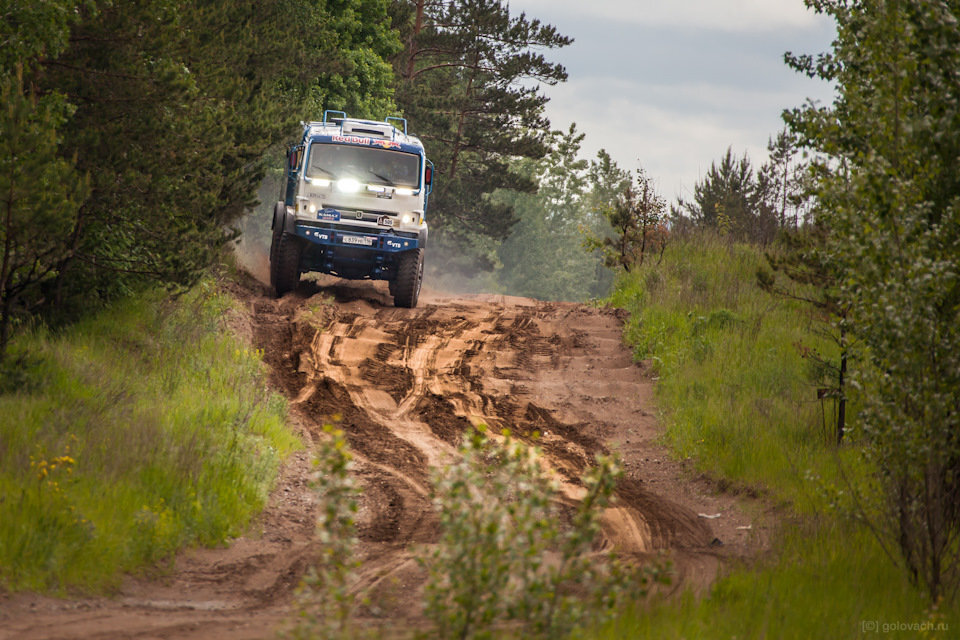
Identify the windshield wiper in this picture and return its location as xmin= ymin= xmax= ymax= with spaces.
xmin=310 ymin=166 xmax=337 ymax=179
xmin=368 ymin=170 xmax=395 ymax=186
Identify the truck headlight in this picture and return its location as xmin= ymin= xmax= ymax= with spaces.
xmin=401 ymin=213 xmax=419 ymax=225
xmin=337 ymin=178 xmax=361 ymax=193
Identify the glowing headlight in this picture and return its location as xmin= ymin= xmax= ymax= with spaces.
xmin=395 ymin=187 xmax=414 ymax=197
xmin=401 ymin=213 xmax=418 ymax=225
xmin=366 ymin=185 xmax=386 ymax=194
xmin=337 ymin=178 xmax=361 ymax=193
xmin=307 ymin=177 xmax=331 ymax=187
xmin=308 ymin=203 xmax=317 ymax=213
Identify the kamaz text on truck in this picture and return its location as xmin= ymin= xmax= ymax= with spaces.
xmin=270 ymin=111 xmax=433 ymax=308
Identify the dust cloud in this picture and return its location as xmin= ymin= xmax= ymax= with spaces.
xmin=232 ymin=177 xmax=280 ymax=286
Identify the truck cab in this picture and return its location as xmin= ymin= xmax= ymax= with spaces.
xmin=270 ymin=111 xmax=433 ymax=307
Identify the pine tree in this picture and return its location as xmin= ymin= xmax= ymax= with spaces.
xmin=391 ymin=0 xmax=571 ymax=253
xmin=674 ymin=147 xmax=778 ymax=244
xmin=756 ymin=222 xmax=851 ymax=444
xmin=0 ymin=2 xmax=88 ymax=362
xmin=759 ymin=129 xmax=809 ymax=229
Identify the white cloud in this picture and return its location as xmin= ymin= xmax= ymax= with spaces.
xmin=511 ymin=0 xmax=823 ymax=32
xmin=539 ymin=76 xmax=807 ymax=201
xmin=503 ymin=0 xmax=836 ymax=203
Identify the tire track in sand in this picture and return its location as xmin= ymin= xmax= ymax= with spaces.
xmin=276 ymin=282 xmax=716 ymax=567
xmin=0 ymin=277 xmax=769 ymax=639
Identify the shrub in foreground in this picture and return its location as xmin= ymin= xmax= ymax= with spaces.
xmin=424 ymin=426 xmax=660 ymax=640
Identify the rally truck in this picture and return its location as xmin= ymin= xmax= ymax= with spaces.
xmin=270 ymin=111 xmax=433 ymax=307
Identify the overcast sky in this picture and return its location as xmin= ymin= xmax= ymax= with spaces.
xmin=507 ymin=0 xmax=837 ymax=202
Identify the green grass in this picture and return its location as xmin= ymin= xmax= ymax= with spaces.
xmin=598 ymin=523 xmax=953 ymax=639
xmin=0 ymin=280 xmax=300 ymax=593
xmin=608 ymin=232 xmax=853 ymax=508
xmin=597 ymin=231 xmax=959 ymax=638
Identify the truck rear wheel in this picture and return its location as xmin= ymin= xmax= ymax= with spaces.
xmin=392 ymin=248 xmax=423 ymax=308
xmin=271 ymin=231 xmax=303 ymax=297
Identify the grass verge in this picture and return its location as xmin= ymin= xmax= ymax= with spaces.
xmin=600 ymin=523 xmax=947 ymax=639
xmin=597 ymin=231 xmax=958 ymax=638
xmin=0 ymin=279 xmax=299 ymax=593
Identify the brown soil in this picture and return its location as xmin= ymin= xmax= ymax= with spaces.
xmin=0 ymin=276 xmax=774 ymax=639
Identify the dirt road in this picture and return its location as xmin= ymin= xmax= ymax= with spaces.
xmin=1 ymin=277 xmax=768 ymax=639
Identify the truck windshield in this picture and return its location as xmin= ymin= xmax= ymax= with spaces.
xmin=307 ymin=143 xmax=420 ymax=189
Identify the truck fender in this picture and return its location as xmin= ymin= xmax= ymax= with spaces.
xmin=273 ymin=202 xmax=296 ymax=235
xmin=284 ymin=207 xmax=297 ymax=235
xmin=272 ymin=201 xmax=284 ymax=231
xmin=419 ymin=226 xmax=428 ymax=248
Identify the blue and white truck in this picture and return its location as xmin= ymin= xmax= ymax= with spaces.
xmin=270 ymin=111 xmax=433 ymax=307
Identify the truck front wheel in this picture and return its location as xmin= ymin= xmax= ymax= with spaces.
xmin=269 ymin=202 xmax=285 ymax=288
xmin=392 ymin=248 xmax=423 ymax=308
xmin=271 ymin=231 xmax=303 ymax=297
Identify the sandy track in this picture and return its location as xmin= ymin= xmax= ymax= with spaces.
xmin=0 ymin=277 xmax=770 ymax=639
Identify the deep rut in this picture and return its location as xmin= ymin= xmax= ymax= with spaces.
xmin=1 ymin=278 xmax=769 ymax=640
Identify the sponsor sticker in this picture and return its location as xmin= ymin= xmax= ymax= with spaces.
xmin=317 ymin=208 xmax=340 ymax=221
xmin=331 ymin=134 xmax=372 ymax=145
xmin=330 ymin=134 xmax=402 ymax=150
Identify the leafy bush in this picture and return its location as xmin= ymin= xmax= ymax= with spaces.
xmin=423 ymin=426 xmax=659 ymax=640
xmin=290 ymin=423 xmax=361 ymax=640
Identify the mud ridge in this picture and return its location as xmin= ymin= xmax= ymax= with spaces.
xmin=0 ymin=277 xmax=772 ymax=639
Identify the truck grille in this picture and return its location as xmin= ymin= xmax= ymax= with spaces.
xmin=299 ymin=221 xmax=418 ymax=239
xmin=326 ymin=206 xmax=395 ymax=223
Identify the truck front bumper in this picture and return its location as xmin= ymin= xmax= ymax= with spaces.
xmin=295 ymin=222 xmax=421 ymax=253
xmin=294 ymin=221 xmax=422 ymax=280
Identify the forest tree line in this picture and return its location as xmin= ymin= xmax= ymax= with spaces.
xmin=1 ymin=0 xmax=820 ymax=362
xmin=0 ymin=0 xmax=567 ymax=359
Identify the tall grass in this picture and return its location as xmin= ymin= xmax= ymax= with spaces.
xmin=597 ymin=231 xmax=958 ymax=637
xmin=599 ymin=523 xmax=949 ymax=640
xmin=0 ymin=281 xmax=299 ymax=593
xmin=608 ymin=231 xmax=853 ymax=508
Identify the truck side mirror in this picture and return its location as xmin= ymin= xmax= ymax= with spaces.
xmin=288 ymin=146 xmax=303 ymax=170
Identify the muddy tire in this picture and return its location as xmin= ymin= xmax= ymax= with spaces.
xmin=269 ymin=202 xmax=285 ymax=289
xmin=392 ymin=248 xmax=423 ymax=308
xmin=272 ymin=231 xmax=303 ymax=297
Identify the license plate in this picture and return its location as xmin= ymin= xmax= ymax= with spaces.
xmin=342 ymin=235 xmax=374 ymax=246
